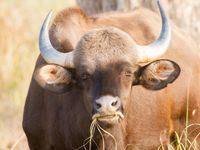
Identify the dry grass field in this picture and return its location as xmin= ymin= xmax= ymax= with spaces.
xmin=0 ymin=0 xmax=199 ymax=150
xmin=0 ymin=0 xmax=75 ymax=149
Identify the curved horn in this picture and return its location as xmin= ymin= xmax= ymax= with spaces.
xmin=39 ymin=11 xmax=74 ymax=68
xmin=136 ymin=0 xmax=171 ymax=62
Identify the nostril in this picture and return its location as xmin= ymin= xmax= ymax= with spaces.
xmin=96 ymin=102 xmax=102 ymax=109
xmin=111 ymin=100 xmax=118 ymax=106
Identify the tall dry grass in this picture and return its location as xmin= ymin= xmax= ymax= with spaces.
xmin=0 ymin=0 xmax=75 ymax=149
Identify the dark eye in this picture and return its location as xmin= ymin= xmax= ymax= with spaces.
xmin=81 ymin=73 xmax=91 ymax=81
xmin=124 ymin=70 xmax=133 ymax=77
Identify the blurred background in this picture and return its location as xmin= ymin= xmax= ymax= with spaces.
xmin=0 ymin=0 xmax=199 ymax=149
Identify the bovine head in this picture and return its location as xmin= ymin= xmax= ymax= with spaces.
xmin=34 ymin=0 xmax=180 ymax=125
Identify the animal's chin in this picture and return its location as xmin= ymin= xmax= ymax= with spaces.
xmin=92 ymin=112 xmax=124 ymax=125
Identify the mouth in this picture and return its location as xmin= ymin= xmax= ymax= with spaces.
xmin=92 ymin=112 xmax=124 ymax=124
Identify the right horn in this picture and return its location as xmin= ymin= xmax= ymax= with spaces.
xmin=39 ymin=11 xmax=75 ymax=68
xmin=136 ymin=0 xmax=171 ymax=62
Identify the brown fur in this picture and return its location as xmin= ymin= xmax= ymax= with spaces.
xmin=23 ymin=7 xmax=200 ymax=150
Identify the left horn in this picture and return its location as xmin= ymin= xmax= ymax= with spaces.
xmin=39 ymin=11 xmax=75 ymax=68
xmin=136 ymin=0 xmax=171 ymax=62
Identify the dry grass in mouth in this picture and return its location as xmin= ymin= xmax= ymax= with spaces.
xmin=75 ymin=119 xmax=97 ymax=150
xmin=92 ymin=112 xmax=124 ymax=121
xmin=76 ymin=114 xmax=121 ymax=150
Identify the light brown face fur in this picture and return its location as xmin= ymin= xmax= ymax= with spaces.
xmin=71 ymin=27 xmax=180 ymax=118
xmin=74 ymin=27 xmax=140 ymax=72
xmin=73 ymin=27 xmax=140 ymax=115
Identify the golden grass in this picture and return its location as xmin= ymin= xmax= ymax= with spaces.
xmin=158 ymin=124 xmax=200 ymax=150
xmin=77 ymin=121 xmax=200 ymax=150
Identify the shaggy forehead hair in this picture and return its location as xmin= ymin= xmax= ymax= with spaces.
xmin=74 ymin=27 xmax=139 ymax=71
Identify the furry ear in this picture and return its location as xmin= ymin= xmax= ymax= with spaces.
xmin=34 ymin=64 xmax=75 ymax=93
xmin=137 ymin=59 xmax=180 ymax=90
